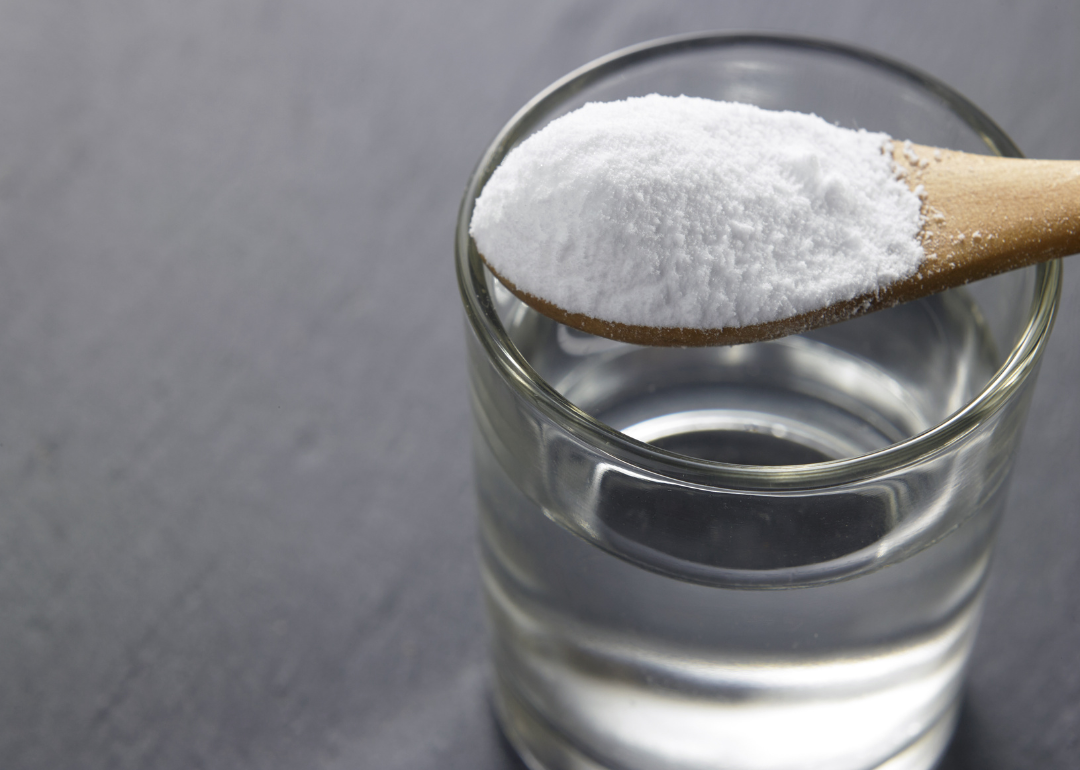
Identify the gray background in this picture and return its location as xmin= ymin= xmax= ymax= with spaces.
xmin=0 ymin=1 xmax=1076 ymax=768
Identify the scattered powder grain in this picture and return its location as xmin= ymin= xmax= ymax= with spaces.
xmin=469 ymin=94 xmax=925 ymax=330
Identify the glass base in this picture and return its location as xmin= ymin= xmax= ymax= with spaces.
xmin=492 ymin=672 xmax=959 ymax=770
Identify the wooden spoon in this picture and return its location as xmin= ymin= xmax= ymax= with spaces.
xmin=482 ymin=142 xmax=1080 ymax=346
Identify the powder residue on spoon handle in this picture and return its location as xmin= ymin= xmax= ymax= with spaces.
xmin=469 ymin=94 xmax=924 ymax=331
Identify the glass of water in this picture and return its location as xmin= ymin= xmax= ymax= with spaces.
xmin=456 ymin=34 xmax=1061 ymax=770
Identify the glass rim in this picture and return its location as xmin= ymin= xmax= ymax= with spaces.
xmin=455 ymin=32 xmax=1062 ymax=492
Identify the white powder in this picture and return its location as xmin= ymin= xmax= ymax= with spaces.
xmin=469 ymin=94 xmax=925 ymax=330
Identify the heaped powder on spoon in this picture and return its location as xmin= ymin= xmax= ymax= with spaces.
xmin=469 ymin=94 xmax=925 ymax=330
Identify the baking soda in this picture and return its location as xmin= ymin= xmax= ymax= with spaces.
xmin=469 ymin=95 xmax=924 ymax=330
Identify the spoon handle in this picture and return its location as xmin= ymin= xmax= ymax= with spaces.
xmin=895 ymin=143 xmax=1080 ymax=291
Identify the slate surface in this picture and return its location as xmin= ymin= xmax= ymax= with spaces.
xmin=0 ymin=2 xmax=1076 ymax=768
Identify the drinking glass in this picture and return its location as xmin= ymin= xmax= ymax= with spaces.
xmin=456 ymin=34 xmax=1061 ymax=770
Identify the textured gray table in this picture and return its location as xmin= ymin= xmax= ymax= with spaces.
xmin=0 ymin=2 xmax=1076 ymax=768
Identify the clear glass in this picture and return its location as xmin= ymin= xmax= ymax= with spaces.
xmin=456 ymin=34 xmax=1061 ymax=770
